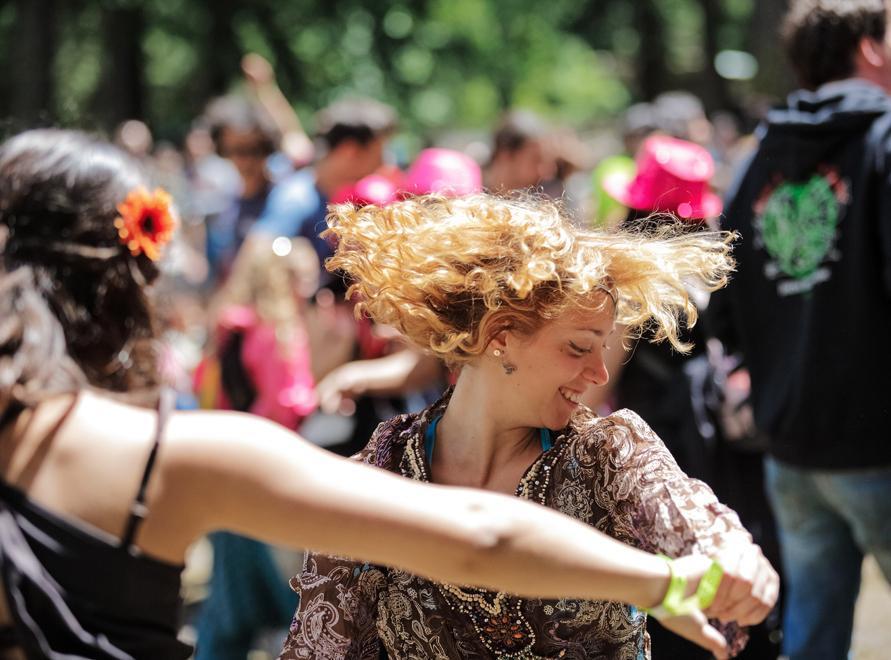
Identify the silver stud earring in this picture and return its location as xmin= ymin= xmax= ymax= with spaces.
xmin=493 ymin=349 xmax=502 ymax=357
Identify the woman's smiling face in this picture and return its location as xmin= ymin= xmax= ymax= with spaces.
xmin=495 ymin=301 xmax=616 ymax=431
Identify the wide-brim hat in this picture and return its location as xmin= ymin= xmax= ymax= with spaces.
xmin=602 ymin=134 xmax=723 ymax=220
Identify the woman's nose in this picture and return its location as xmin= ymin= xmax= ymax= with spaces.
xmin=583 ymin=358 xmax=609 ymax=387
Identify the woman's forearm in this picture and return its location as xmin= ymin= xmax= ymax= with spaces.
xmin=430 ymin=487 xmax=672 ymax=608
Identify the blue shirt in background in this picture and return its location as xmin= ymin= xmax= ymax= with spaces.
xmin=251 ymin=169 xmax=332 ymax=271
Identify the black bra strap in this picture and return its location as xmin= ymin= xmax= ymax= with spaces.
xmin=120 ymin=389 xmax=173 ymax=551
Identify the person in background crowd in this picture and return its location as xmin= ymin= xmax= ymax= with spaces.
xmin=281 ymin=193 xmax=779 ymax=660
xmin=194 ymin=234 xmax=319 ymax=659
xmin=590 ymin=155 xmax=636 ymax=228
xmin=182 ymin=124 xmax=242 ymax=221
xmin=241 ymin=53 xmax=315 ymax=173
xmin=709 ymin=111 xmax=758 ymax=195
xmin=197 ymin=233 xmax=320 ymax=432
xmin=483 ymin=109 xmax=553 ymax=192
xmin=713 ymin=1 xmax=891 ymax=658
xmin=203 ymin=95 xmax=280 ymax=283
xmin=307 ymin=148 xmax=482 ymax=457
xmin=654 ymin=91 xmax=714 ymax=147
xmin=598 ymin=134 xmax=782 ymax=659
xmin=251 ymin=97 xmax=397 ymax=277
xmin=0 ymin=128 xmax=750 ymax=660
xmin=589 ymin=103 xmax=661 ymax=228
xmin=541 ymin=127 xmax=592 ymax=219
xmin=622 ymin=102 xmax=662 ymax=156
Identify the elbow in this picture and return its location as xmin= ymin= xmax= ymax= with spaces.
xmin=449 ymin=496 xmax=520 ymax=584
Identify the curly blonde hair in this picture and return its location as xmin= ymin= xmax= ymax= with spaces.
xmin=211 ymin=234 xmax=319 ymax=350
xmin=325 ymin=194 xmax=734 ymax=366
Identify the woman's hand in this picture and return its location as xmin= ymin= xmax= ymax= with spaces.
xmin=241 ymin=53 xmax=275 ymax=87
xmin=315 ymin=363 xmax=365 ymax=415
xmin=656 ymin=608 xmax=730 ymax=659
xmin=705 ymin=543 xmax=779 ymax=626
xmin=647 ymin=554 xmax=729 ymax=658
xmin=646 ymin=548 xmax=777 ymax=657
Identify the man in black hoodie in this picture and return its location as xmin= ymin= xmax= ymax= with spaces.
xmin=715 ymin=2 xmax=891 ymax=658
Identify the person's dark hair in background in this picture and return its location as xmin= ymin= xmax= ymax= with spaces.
xmin=484 ymin=109 xmax=552 ymax=191
xmin=205 ymin=95 xmax=279 ymax=161
xmin=782 ymin=0 xmax=887 ymax=90
xmin=202 ymin=96 xmax=281 ymax=284
xmin=0 ymin=129 xmax=159 ymax=400
xmin=314 ymin=97 xmax=397 ymax=153
xmin=621 ymin=102 xmax=660 ymax=156
xmin=653 ymin=91 xmax=713 ymax=147
xmin=491 ymin=109 xmax=547 ymax=154
xmin=250 ymin=97 xmax=397 ymax=274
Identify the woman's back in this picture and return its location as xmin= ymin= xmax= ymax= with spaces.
xmin=0 ymin=392 xmax=192 ymax=658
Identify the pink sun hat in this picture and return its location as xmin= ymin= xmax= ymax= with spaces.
xmin=602 ymin=134 xmax=723 ymax=220
xmin=402 ymin=148 xmax=482 ymax=197
xmin=331 ymin=173 xmax=402 ymax=207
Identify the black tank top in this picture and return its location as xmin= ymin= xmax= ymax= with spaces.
xmin=0 ymin=391 xmax=191 ymax=659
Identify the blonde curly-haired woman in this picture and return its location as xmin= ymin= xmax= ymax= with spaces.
xmin=280 ymin=194 xmax=778 ymax=660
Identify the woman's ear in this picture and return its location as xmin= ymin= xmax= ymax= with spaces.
xmin=485 ymin=328 xmax=509 ymax=354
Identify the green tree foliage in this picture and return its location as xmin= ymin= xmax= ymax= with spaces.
xmin=2 ymin=0 xmax=787 ymax=141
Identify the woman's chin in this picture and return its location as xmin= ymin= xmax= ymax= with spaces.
xmin=544 ymin=407 xmax=574 ymax=431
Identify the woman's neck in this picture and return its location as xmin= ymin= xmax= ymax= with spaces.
xmin=434 ymin=369 xmax=538 ymax=491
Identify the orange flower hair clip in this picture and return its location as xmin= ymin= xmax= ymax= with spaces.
xmin=114 ymin=187 xmax=177 ymax=261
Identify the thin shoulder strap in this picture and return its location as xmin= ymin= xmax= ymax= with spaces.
xmin=120 ymin=389 xmax=174 ymax=551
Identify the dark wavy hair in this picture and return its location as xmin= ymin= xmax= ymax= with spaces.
xmin=0 ymin=129 xmax=161 ymax=419
xmin=204 ymin=94 xmax=280 ymax=157
xmin=782 ymin=0 xmax=887 ymax=90
xmin=314 ymin=98 xmax=397 ymax=150
xmin=490 ymin=110 xmax=548 ymax=160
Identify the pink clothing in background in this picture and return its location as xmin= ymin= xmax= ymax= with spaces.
xmin=196 ymin=305 xmax=317 ymax=429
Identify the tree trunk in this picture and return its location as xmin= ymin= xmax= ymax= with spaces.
xmin=96 ymin=4 xmax=146 ymax=128
xmin=253 ymin=3 xmax=306 ymax=99
xmin=748 ymin=0 xmax=795 ymax=99
xmin=634 ymin=0 xmax=667 ymax=100
xmin=699 ymin=0 xmax=733 ymax=111
xmin=10 ymin=0 xmax=57 ymax=123
xmin=202 ymin=0 xmax=241 ymax=99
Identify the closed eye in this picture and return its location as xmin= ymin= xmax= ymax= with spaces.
xmin=568 ymin=341 xmax=592 ymax=356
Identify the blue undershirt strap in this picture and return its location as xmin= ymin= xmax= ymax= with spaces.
xmin=425 ymin=415 xmax=552 ymax=466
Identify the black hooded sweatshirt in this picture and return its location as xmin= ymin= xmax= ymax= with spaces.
xmin=716 ymin=79 xmax=891 ymax=469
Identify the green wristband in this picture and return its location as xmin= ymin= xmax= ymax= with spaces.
xmin=695 ymin=559 xmax=724 ymax=610
xmin=644 ymin=554 xmax=724 ymax=619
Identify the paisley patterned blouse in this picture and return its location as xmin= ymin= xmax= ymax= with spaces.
xmin=280 ymin=391 xmax=751 ymax=659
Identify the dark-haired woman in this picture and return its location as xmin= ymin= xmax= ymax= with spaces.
xmin=0 ymin=129 xmax=736 ymax=659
